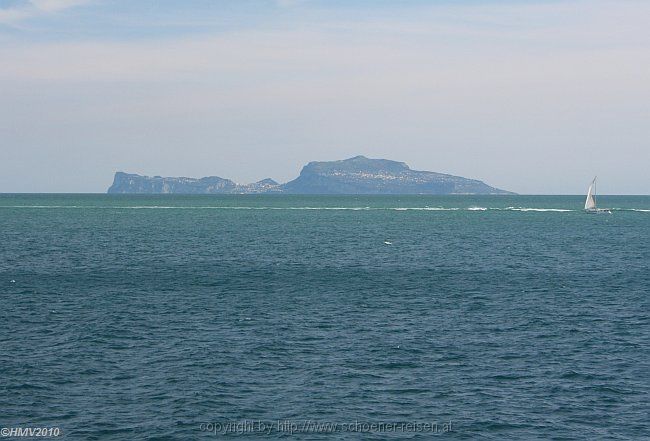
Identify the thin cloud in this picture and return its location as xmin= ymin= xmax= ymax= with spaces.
xmin=0 ymin=0 xmax=91 ymax=24
xmin=274 ymin=0 xmax=308 ymax=7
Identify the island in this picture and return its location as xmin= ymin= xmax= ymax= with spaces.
xmin=107 ymin=156 xmax=513 ymax=194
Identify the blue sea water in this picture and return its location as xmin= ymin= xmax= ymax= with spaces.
xmin=1 ymin=194 xmax=648 ymax=440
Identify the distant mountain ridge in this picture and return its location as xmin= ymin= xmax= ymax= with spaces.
xmin=107 ymin=156 xmax=513 ymax=194
xmin=107 ymin=173 xmax=279 ymax=194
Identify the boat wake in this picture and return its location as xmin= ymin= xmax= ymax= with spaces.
xmin=504 ymin=207 xmax=573 ymax=212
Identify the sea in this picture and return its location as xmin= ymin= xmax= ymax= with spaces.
xmin=1 ymin=194 xmax=648 ymax=440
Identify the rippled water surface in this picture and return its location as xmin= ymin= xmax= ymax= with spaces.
xmin=1 ymin=195 xmax=649 ymax=439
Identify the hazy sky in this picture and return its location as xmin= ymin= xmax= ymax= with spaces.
xmin=1 ymin=0 xmax=648 ymax=194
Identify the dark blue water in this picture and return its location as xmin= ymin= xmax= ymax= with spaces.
xmin=1 ymin=195 xmax=649 ymax=440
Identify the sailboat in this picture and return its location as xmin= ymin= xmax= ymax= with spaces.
xmin=584 ymin=177 xmax=611 ymax=213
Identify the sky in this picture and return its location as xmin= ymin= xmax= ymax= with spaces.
xmin=0 ymin=0 xmax=648 ymax=194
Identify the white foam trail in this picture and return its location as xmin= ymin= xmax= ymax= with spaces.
xmin=389 ymin=207 xmax=459 ymax=211
xmin=467 ymin=207 xmax=488 ymax=211
xmin=0 ymin=205 xmax=457 ymax=210
xmin=505 ymin=207 xmax=574 ymax=212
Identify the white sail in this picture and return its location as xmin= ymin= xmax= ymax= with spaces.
xmin=584 ymin=178 xmax=596 ymax=210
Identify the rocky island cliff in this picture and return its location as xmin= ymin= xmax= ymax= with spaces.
xmin=107 ymin=156 xmax=513 ymax=194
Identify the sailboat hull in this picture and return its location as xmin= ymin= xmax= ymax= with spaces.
xmin=585 ymin=208 xmax=612 ymax=214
